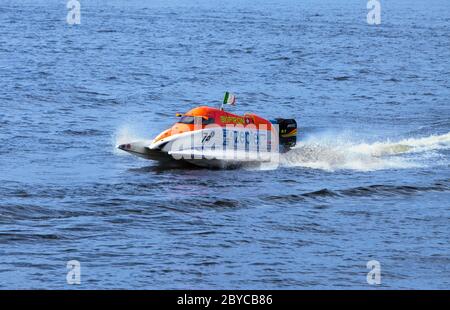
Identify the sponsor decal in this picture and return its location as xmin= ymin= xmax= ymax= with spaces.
xmin=220 ymin=115 xmax=245 ymax=125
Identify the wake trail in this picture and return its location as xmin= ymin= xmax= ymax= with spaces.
xmin=281 ymin=132 xmax=450 ymax=171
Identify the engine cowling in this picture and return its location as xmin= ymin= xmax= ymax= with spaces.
xmin=271 ymin=118 xmax=297 ymax=152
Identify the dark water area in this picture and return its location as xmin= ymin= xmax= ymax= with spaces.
xmin=0 ymin=0 xmax=449 ymax=288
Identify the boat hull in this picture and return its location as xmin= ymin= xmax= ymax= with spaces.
xmin=118 ymin=127 xmax=280 ymax=168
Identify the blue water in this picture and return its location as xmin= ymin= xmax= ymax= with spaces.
xmin=1 ymin=0 xmax=449 ymax=289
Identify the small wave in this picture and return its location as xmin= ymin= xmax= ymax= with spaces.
xmin=264 ymin=189 xmax=339 ymax=202
xmin=97 ymin=29 xmax=117 ymax=33
xmin=266 ymin=56 xmax=290 ymax=61
xmin=281 ymin=132 xmax=450 ymax=171
xmin=333 ymin=76 xmax=351 ymax=81
xmin=61 ymin=129 xmax=103 ymax=136
xmin=0 ymin=233 xmax=63 ymax=242
xmin=265 ymin=194 xmax=305 ymax=203
xmin=263 ymin=183 xmax=448 ymax=202
xmin=339 ymin=184 xmax=448 ymax=197
xmin=212 ymin=199 xmax=240 ymax=208
xmin=301 ymin=188 xmax=340 ymax=198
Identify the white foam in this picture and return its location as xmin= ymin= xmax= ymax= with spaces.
xmin=280 ymin=132 xmax=450 ymax=172
xmin=349 ymin=132 xmax=450 ymax=157
xmin=112 ymin=125 xmax=150 ymax=155
xmin=114 ymin=126 xmax=144 ymax=146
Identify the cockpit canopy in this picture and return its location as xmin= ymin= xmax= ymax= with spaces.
xmin=178 ymin=115 xmax=215 ymax=125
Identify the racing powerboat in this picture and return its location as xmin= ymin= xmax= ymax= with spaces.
xmin=118 ymin=95 xmax=297 ymax=168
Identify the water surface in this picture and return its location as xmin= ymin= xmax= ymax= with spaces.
xmin=0 ymin=0 xmax=449 ymax=289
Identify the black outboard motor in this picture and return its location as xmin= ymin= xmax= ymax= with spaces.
xmin=272 ymin=118 xmax=297 ymax=153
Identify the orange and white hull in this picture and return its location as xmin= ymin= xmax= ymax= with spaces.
xmin=118 ymin=105 xmax=296 ymax=168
